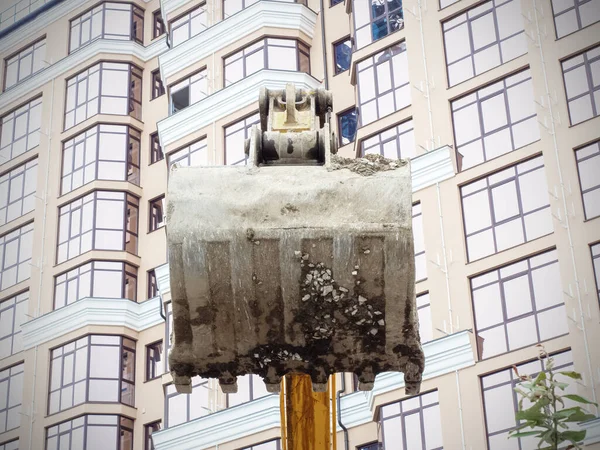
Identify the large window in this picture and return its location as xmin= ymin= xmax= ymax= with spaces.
xmin=442 ymin=0 xmax=527 ymax=87
xmin=4 ymin=37 xmax=46 ymax=90
xmin=416 ymin=292 xmax=432 ymax=344
xmin=380 ymin=390 xmax=443 ymax=450
xmin=46 ymin=415 xmax=133 ymax=450
xmin=227 ymin=374 xmax=269 ymax=407
xmin=57 ymin=191 xmax=139 ymax=263
xmin=148 ymin=196 xmax=165 ymax=232
xmin=460 ymin=155 xmax=552 ymax=262
xmin=54 ymin=261 xmax=138 ymax=309
xmin=147 ymin=269 xmax=159 ymax=298
xmin=48 ymin=335 xmax=135 ymax=414
xmin=451 ymin=69 xmax=539 ymax=171
xmin=0 ymin=158 xmax=37 ymax=225
xmin=352 ymin=0 xmax=404 ymax=50
xmin=165 ymin=377 xmax=212 ymax=427
xmin=0 ymin=362 xmax=23 ymax=433
xmin=575 ymin=140 xmax=600 ymax=220
xmin=224 ymin=38 xmax=310 ymax=87
xmin=413 ymin=203 xmax=426 ymax=283
xmin=0 ymin=440 xmax=18 ymax=450
xmin=0 ymin=222 xmax=33 ymax=291
xmin=240 ymin=440 xmax=282 ymax=450
xmin=144 ymin=421 xmax=161 ymax=450
xmin=153 ymin=10 xmax=165 ymax=39
xmin=64 ymin=62 xmax=142 ymax=131
xmin=562 ymin=45 xmax=600 ymax=125
xmin=361 ymin=119 xmax=415 ymax=158
xmin=69 ymin=3 xmax=144 ymax=53
xmin=552 ymin=0 xmax=600 ymax=38
xmin=592 ymin=243 xmax=600 ymax=304
xmin=334 ymin=38 xmax=352 ymax=75
xmin=170 ymin=5 xmax=207 ymax=47
xmin=338 ymin=108 xmax=357 ymax=146
xmin=151 ymin=69 xmax=165 ymax=100
xmin=150 ymin=132 xmax=164 ymax=164
xmin=481 ymin=350 xmax=573 ymax=449
xmin=169 ymin=69 xmax=208 ymax=114
xmin=145 ymin=341 xmax=162 ymax=381
xmin=168 ymin=138 xmax=207 ymax=168
xmin=0 ymin=291 xmax=27 ymax=359
xmin=471 ymin=249 xmax=567 ymax=359
xmin=224 ymin=113 xmax=259 ymax=165
xmin=357 ymin=42 xmax=410 ymax=126
xmin=61 ymin=124 xmax=140 ymax=194
xmin=0 ymin=96 xmax=42 ymax=162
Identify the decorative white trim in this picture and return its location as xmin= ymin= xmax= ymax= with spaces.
xmin=0 ymin=37 xmax=168 ymax=112
xmin=410 ymin=145 xmax=455 ymax=193
xmin=155 ymin=262 xmax=171 ymax=298
xmin=160 ymin=0 xmax=191 ymax=19
xmin=21 ymin=296 xmax=163 ymax=349
xmin=582 ymin=418 xmax=600 ymax=445
xmin=158 ymin=1 xmax=317 ymax=82
xmin=157 ymin=70 xmax=323 ymax=148
xmin=152 ymin=394 xmax=280 ymax=450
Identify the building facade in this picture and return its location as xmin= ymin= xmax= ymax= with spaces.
xmin=0 ymin=0 xmax=599 ymax=448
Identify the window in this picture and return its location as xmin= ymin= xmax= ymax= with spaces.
xmin=0 ymin=96 xmax=42 ymax=162
xmin=168 ymin=138 xmax=207 ymax=168
xmin=592 ymin=243 xmax=600 ymax=304
xmin=440 ymin=0 xmax=460 ymax=8
xmin=54 ymin=261 xmax=138 ymax=309
xmin=331 ymin=0 xmax=344 ymax=6
xmin=48 ymin=336 xmax=135 ymax=414
xmin=460 ymin=155 xmax=552 ymax=262
xmin=169 ymin=69 xmax=207 ymax=114
xmin=481 ymin=350 xmax=573 ymax=449
xmin=575 ymin=140 xmax=600 ymax=220
xmin=0 ymin=362 xmax=23 ymax=433
xmin=4 ymin=37 xmax=46 ymax=90
xmin=357 ymin=42 xmax=410 ymax=126
xmin=338 ymin=108 xmax=357 ymax=146
xmin=451 ymin=69 xmax=540 ymax=171
xmin=471 ymin=249 xmax=567 ymax=359
xmin=150 ymin=132 xmax=164 ymax=164
xmin=170 ymin=5 xmax=207 ymax=47
xmin=64 ymin=62 xmax=142 ymax=131
xmin=227 ymin=374 xmax=269 ymax=407
xmin=165 ymin=377 xmax=212 ymax=427
xmin=61 ymin=124 xmax=140 ymax=194
xmin=0 ymin=0 xmax=50 ymax=30
xmin=239 ymin=439 xmax=281 ymax=450
xmin=153 ymin=10 xmax=165 ymax=39
xmin=552 ymin=0 xmax=600 ymax=38
xmin=361 ymin=119 xmax=415 ymax=158
xmin=0 ymin=222 xmax=33 ymax=290
xmin=0 ymin=440 xmax=18 ymax=450
xmin=352 ymin=0 xmax=404 ymax=49
xmin=562 ymin=45 xmax=600 ymax=125
xmin=358 ymin=444 xmax=380 ymax=450
xmin=146 ymin=341 xmax=162 ymax=381
xmin=224 ymin=113 xmax=259 ymax=165
xmin=334 ymin=38 xmax=352 ymax=74
xmin=151 ymin=69 xmax=165 ymax=100
xmin=442 ymin=0 xmax=527 ymax=86
xmin=380 ymin=390 xmax=443 ymax=450
xmin=148 ymin=269 xmax=159 ymax=298
xmin=416 ymin=292 xmax=432 ymax=343
xmin=164 ymin=302 xmax=172 ymax=373
xmin=224 ymin=38 xmax=310 ymax=86
xmin=144 ymin=421 xmax=161 ymax=450
xmin=0 ymin=291 xmax=28 ymax=359
xmin=69 ymin=3 xmax=144 ymax=53
xmin=46 ymin=415 xmax=133 ymax=450
xmin=413 ymin=203 xmax=426 ymax=283
xmin=0 ymin=158 xmax=37 ymax=225
xmin=149 ymin=196 xmax=165 ymax=232
xmin=57 ymin=191 xmax=139 ymax=263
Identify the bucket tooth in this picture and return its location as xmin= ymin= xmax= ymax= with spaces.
xmin=358 ymin=381 xmax=374 ymax=391
xmin=266 ymin=382 xmax=282 ymax=393
xmin=173 ymin=374 xmax=192 ymax=394
xmin=312 ymin=383 xmax=328 ymax=393
xmin=219 ymin=377 xmax=238 ymax=394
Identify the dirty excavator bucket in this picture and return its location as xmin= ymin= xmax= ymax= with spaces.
xmin=166 ymin=84 xmax=424 ymax=396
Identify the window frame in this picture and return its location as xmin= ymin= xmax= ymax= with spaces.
xmin=150 ymin=132 xmax=164 ymax=165
xmin=151 ymin=69 xmax=165 ymax=100
xmin=351 ymin=0 xmax=405 ymax=49
xmin=168 ymin=68 xmax=208 ymax=114
xmin=591 ymin=243 xmax=600 ymax=306
xmin=360 ymin=118 xmax=415 ymax=159
xmin=164 ymin=376 xmax=211 ymax=428
xmin=153 ymin=9 xmax=166 ymax=39
xmin=561 ymin=44 xmax=600 ymax=126
xmin=45 ymin=414 xmax=134 ymax=450
xmin=574 ymin=139 xmax=600 ymax=220
xmin=413 ymin=203 xmax=426 ymax=283
xmin=0 ymin=95 xmax=43 ymax=162
xmin=337 ymin=107 xmax=357 ymax=147
xmin=147 ymin=269 xmax=159 ymax=299
xmin=224 ymin=112 xmax=260 ymax=165
xmin=0 ymin=362 xmax=24 ymax=434
xmin=0 ymin=290 xmax=28 ymax=359
xmin=145 ymin=340 xmax=163 ymax=381
xmin=551 ymin=0 xmax=600 ymax=39
xmin=3 ymin=36 xmax=46 ymax=91
xmin=332 ymin=36 xmax=352 ymax=75
xmin=169 ymin=4 xmax=207 ymax=47
xmin=167 ymin=137 xmax=208 ymax=168
xmin=0 ymin=221 xmax=34 ymax=291
xmin=144 ymin=420 xmax=162 ymax=450
xmin=148 ymin=195 xmax=165 ymax=233
xmin=0 ymin=157 xmax=38 ymax=225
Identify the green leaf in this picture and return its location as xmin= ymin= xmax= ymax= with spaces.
xmin=564 ymin=394 xmax=598 ymax=406
xmin=510 ymin=431 xmax=543 ymax=438
xmin=533 ymin=371 xmax=547 ymax=384
xmin=559 ymin=430 xmax=586 ymax=443
xmin=516 ymin=410 xmax=547 ymax=422
xmin=561 ymin=412 xmax=596 ymax=423
xmin=558 ymin=371 xmax=582 ymax=380
xmin=553 ymin=407 xmax=582 ymax=419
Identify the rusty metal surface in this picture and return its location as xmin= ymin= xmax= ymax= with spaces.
xmin=166 ymin=160 xmax=424 ymax=394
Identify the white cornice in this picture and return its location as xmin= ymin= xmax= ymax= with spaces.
xmin=155 ymin=262 xmax=171 ymax=298
xmin=161 ymin=0 xmax=192 ymax=19
xmin=410 ymin=145 xmax=456 ymax=193
xmin=152 ymin=394 xmax=280 ymax=450
xmin=157 ymin=70 xmax=323 ymax=149
xmin=158 ymin=1 xmax=317 ymax=82
xmin=21 ymin=296 xmax=163 ymax=349
xmin=0 ymin=37 xmax=168 ymax=112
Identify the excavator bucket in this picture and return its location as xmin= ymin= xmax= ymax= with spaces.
xmin=166 ymin=84 xmax=424 ymax=395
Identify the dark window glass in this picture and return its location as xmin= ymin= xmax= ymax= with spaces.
xmin=551 ymin=0 xmax=600 ymax=38
xmin=575 ymin=140 xmax=600 ymax=220
xmin=562 ymin=45 xmax=600 ymax=125
xmin=144 ymin=421 xmax=161 ymax=450
xmin=150 ymin=132 xmax=164 ymax=164
xmin=352 ymin=0 xmax=404 ymax=49
xmin=331 ymin=0 xmax=344 ymax=6
xmin=337 ymin=108 xmax=357 ymax=146
xmin=147 ymin=269 xmax=159 ymax=298
xmin=169 ymin=70 xmax=207 ymax=114
xmin=149 ymin=196 xmax=165 ymax=232
xmin=146 ymin=341 xmax=162 ymax=381
xmin=224 ymin=113 xmax=259 ymax=165
xmin=45 ymin=414 xmax=134 ymax=450
xmin=0 ymin=363 xmax=24 ymax=433
xmin=334 ymin=38 xmax=351 ymax=74
xmin=48 ymin=336 xmax=136 ymax=414
xmin=151 ymin=70 xmax=165 ymax=100
xmin=153 ymin=10 xmax=165 ymax=39
xmin=0 ymin=291 xmax=28 ymax=359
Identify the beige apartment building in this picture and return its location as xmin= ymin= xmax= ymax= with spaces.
xmin=0 ymin=0 xmax=599 ymax=447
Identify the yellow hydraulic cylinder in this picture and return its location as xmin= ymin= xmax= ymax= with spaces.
xmin=280 ymin=373 xmax=335 ymax=450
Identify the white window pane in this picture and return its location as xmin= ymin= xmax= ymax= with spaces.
xmin=503 ymin=275 xmax=533 ymax=318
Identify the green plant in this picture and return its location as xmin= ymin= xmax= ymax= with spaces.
xmin=509 ymin=346 xmax=598 ymax=449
